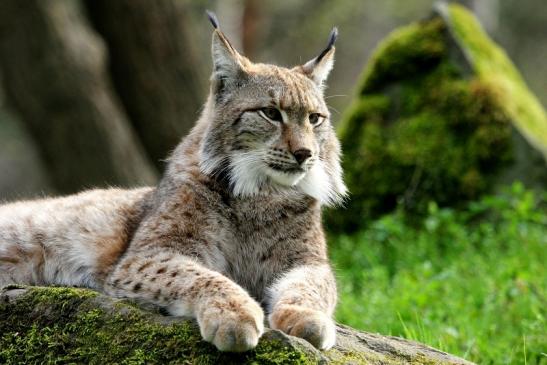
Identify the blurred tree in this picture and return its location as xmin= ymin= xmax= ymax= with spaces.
xmin=497 ymin=0 xmax=547 ymax=106
xmin=0 ymin=107 xmax=52 ymax=200
xmin=0 ymin=0 xmax=158 ymax=194
xmin=242 ymin=0 xmax=260 ymax=58
xmin=0 ymin=0 xmax=545 ymax=199
xmin=85 ymin=0 xmax=207 ymax=169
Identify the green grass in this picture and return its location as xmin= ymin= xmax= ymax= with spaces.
xmin=330 ymin=183 xmax=547 ymax=364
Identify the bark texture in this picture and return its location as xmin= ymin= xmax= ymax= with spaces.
xmin=0 ymin=0 xmax=158 ymax=194
xmin=85 ymin=0 xmax=207 ymax=168
xmin=0 ymin=286 xmax=474 ymax=365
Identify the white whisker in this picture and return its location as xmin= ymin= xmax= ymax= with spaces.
xmin=327 ymin=106 xmax=341 ymax=115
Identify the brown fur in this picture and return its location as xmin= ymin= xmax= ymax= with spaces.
xmin=0 ymin=25 xmax=346 ymax=352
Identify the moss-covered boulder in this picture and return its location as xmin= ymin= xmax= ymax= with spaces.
xmin=0 ymin=286 xmax=473 ymax=364
xmin=328 ymin=3 xmax=547 ymax=232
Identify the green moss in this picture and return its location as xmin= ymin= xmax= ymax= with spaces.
xmin=360 ymin=18 xmax=447 ymax=94
xmin=324 ymin=350 xmax=368 ymax=365
xmin=251 ymin=339 xmax=315 ymax=365
xmin=0 ymin=286 xmax=472 ymax=364
xmin=0 ymin=287 xmax=319 ymax=365
xmin=325 ymin=4 xmax=546 ymax=232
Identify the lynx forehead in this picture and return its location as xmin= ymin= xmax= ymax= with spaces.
xmin=0 ymin=11 xmax=345 ymax=353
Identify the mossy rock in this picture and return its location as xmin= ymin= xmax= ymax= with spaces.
xmin=327 ymin=2 xmax=547 ymax=232
xmin=0 ymin=286 xmax=473 ymax=364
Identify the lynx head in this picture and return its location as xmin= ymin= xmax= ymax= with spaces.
xmin=199 ymin=12 xmax=346 ymax=206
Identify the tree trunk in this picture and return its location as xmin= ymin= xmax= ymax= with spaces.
xmin=85 ymin=0 xmax=207 ymax=169
xmin=242 ymin=0 xmax=261 ymax=59
xmin=0 ymin=286 xmax=474 ymax=364
xmin=0 ymin=0 xmax=158 ymax=194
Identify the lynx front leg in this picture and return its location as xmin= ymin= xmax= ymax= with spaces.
xmin=104 ymin=251 xmax=264 ymax=352
xmin=266 ymin=264 xmax=337 ymax=350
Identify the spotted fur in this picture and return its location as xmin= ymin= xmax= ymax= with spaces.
xmin=0 ymin=21 xmax=346 ymax=352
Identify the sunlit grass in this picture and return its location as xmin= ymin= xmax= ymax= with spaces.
xmin=330 ymin=183 xmax=547 ymax=364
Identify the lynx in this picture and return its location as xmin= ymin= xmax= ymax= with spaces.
xmin=0 ymin=13 xmax=346 ymax=352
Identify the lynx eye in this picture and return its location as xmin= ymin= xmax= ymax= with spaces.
xmin=309 ymin=113 xmax=324 ymax=126
xmin=258 ymin=107 xmax=282 ymax=123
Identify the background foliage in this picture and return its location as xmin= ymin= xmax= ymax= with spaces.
xmin=332 ymin=183 xmax=546 ymax=364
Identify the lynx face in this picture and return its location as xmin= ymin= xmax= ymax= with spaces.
xmin=200 ymin=28 xmax=346 ymax=206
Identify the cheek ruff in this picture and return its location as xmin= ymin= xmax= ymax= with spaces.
xmin=226 ymin=149 xmax=342 ymax=206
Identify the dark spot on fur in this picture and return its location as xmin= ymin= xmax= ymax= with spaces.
xmin=157 ymin=267 xmax=166 ymax=274
xmin=166 ymin=281 xmax=172 ymax=287
xmin=121 ymin=261 xmax=132 ymax=270
xmin=137 ymin=261 xmax=153 ymax=272
xmin=32 ymin=231 xmax=46 ymax=246
xmin=215 ymin=77 xmax=227 ymax=102
xmin=75 ymin=266 xmax=87 ymax=274
xmin=160 ymin=257 xmax=171 ymax=263
xmin=0 ymin=256 xmax=20 ymax=264
xmin=260 ymin=250 xmax=272 ymax=262
xmin=133 ymin=283 xmax=142 ymax=292
xmin=232 ymin=142 xmax=249 ymax=151
xmin=170 ymin=271 xmax=178 ymax=277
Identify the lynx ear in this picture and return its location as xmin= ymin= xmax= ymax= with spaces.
xmin=299 ymin=27 xmax=338 ymax=87
xmin=206 ymin=11 xmax=248 ymax=90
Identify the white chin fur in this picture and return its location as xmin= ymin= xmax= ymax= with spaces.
xmin=228 ymin=151 xmax=305 ymax=197
xmin=296 ymin=160 xmax=343 ymax=206
xmin=264 ymin=168 xmax=306 ymax=187
xmin=227 ymin=151 xmax=344 ymax=206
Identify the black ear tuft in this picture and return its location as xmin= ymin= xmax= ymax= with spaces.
xmin=316 ymin=27 xmax=338 ymax=62
xmin=206 ymin=10 xmax=219 ymax=29
xmin=327 ymin=27 xmax=339 ymax=49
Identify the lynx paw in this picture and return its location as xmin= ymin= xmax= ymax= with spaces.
xmin=269 ymin=305 xmax=336 ymax=350
xmin=197 ymin=294 xmax=264 ymax=352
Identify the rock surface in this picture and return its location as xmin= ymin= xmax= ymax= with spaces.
xmin=328 ymin=2 xmax=547 ymax=232
xmin=0 ymin=286 xmax=473 ymax=364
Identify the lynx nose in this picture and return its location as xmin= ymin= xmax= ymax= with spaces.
xmin=293 ymin=149 xmax=312 ymax=165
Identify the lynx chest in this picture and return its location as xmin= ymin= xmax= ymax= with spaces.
xmin=205 ymin=195 xmax=322 ymax=303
